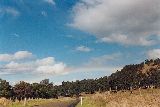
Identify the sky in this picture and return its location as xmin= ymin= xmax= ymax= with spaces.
xmin=0 ymin=0 xmax=160 ymax=85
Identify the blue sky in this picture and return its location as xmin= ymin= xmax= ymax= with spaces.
xmin=0 ymin=0 xmax=160 ymax=85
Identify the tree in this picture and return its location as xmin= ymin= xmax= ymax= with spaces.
xmin=13 ymin=81 xmax=32 ymax=100
xmin=0 ymin=79 xmax=13 ymax=98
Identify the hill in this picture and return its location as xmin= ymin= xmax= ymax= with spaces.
xmin=0 ymin=58 xmax=160 ymax=100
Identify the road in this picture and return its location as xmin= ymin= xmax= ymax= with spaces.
xmin=33 ymin=99 xmax=80 ymax=107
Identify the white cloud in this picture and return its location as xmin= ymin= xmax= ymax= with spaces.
xmin=76 ymin=45 xmax=92 ymax=52
xmin=147 ymin=49 xmax=160 ymax=59
xmin=0 ymin=51 xmax=32 ymax=62
xmin=72 ymin=66 xmax=121 ymax=74
xmin=85 ymin=53 xmax=122 ymax=67
xmin=0 ymin=51 xmax=123 ymax=82
xmin=43 ymin=0 xmax=55 ymax=5
xmin=0 ymin=7 xmax=20 ymax=17
xmin=36 ymin=57 xmax=55 ymax=66
xmin=14 ymin=51 xmax=33 ymax=60
xmin=36 ymin=63 xmax=66 ymax=74
xmin=0 ymin=54 xmax=13 ymax=62
xmin=35 ymin=57 xmax=67 ymax=74
xmin=0 ymin=51 xmax=67 ymax=75
xmin=100 ymin=34 xmax=155 ymax=46
xmin=69 ymin=53 xmax=122 ymax=73
xmin=70 ymin=0 xmax=160 ymax=46
xmin=4 ymin=61 xmax=33 ymax=72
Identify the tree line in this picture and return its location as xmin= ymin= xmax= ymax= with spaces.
xmin=0 ymin=58 xmax=160 ymax=100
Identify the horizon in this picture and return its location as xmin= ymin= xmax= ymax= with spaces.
xmin=2 ymin=58 xmax=159 ymax=86
xmin=0 ymin=0 xmax=160 ymax=85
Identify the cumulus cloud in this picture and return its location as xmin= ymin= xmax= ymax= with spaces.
xmin=14 ymin=51 xmax=33 ymax=60
xmin=147 ymin=49 xmax=160 ymax=59
xmin=70 ymin=0 xmax=160 ymax=46
xmin=76 ymin=45 xmax=92 ymax=52
xmin=4 ymin=61 xmax=33 ymax=72
xmin=35 ymin=57 xmax=67 ymax=74
xmin=36 ymin=57 xmax=55 ymax=66
xmin=0 ymin=51 xmax=67 ymax=75
xmin=0 ymin=7 xmax=20 ymax=17
xmin=0 ymin=51 xmax=32 ymax=62
xmin=0 ymin=50 xmax=124 ymax=77
xmin=36 ymin=63 xmax=66 ymax=74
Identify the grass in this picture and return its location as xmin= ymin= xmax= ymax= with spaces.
xmin=76 ymin=88 xmax=160 ymax=107
xmin=0 ymin=98 xmax=55 ymax=107
xmin=1 ymin=89 xmax=160 ymax=107
xmin=10 ymin=99 xmax=55 ymax=107
xmin=0 ymin=97 xmax=76 ymax=107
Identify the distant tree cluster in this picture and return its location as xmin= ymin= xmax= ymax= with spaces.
xmin=0 ymin=79 xmax=58 ymax=100
xmin=0 ymin=58 xmax=160 ymax=100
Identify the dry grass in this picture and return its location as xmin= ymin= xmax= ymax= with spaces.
xmin=1 ymin=89 xmax=160 ymax=107
xmin=0 ymin=98 xmax=52 ymax=107
xmin=0 ymin=98 xmax=11 ymax=107
xmin=77 ymin=89 xmax=160 ymax=107
xmin=0 ymin=97 xmax=76 ymax=107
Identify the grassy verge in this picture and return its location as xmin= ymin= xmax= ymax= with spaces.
xmin=76 ymin=89 xmax=160 ymax=107
xmin=0 ymin=99 xmax=56 ymax=107
xmin=0 ymin=97 xmax=77 ymax=107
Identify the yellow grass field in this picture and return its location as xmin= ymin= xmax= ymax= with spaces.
xmin=0 ymin=98 xmax=54 ymax=107
xmin=0 ymin=97 xmax=76 ymax=107
xmin=1 ymin=89 xmax=160 ymax=107
xmin=76 ymin=89 xmax=160 ymax=107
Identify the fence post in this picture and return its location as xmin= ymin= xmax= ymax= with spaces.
xmin=115 ymin=86 xmax=117 ymax=93
xmin=139 ymin=87 xmax=142 ymax=96
xmin=23 ymin=97 xmax=27 ymax=106
xmin=130 ymin=86 xmax=133 ymax=94
xmin=80 ymin=97 xmax=83 ymax=106
xmin=151 ymin=85 xmax=154 ymax=94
